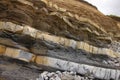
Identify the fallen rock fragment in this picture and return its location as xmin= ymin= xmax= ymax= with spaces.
xmin=37 ymin=71 xmax=93 ymax=80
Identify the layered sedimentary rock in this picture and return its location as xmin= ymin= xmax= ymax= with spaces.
xmin=108 ymin=15 xmax=120 ymax=41
xmin=0 ymin=0 xmax=120 ymax=80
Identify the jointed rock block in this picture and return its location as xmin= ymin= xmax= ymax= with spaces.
xmin=64 ymin=38 xmax=70 ymax=47
xmin=97 ymin=48 xmax=102 ymax=54
xmin=4 ymin=22 xmax=16 ymax=32
xmin=92 ymin=46 xmax=98 ymax=54
xmin=58 ymin=37 xmax=65 ymax=45
xmin=23 ymin=26 xmax=38 ymax=38
xmin=0 ymin=21 xmax=5 ymax=29
xmin=89 ymin=45 xmax=93 ymax=53
xmin=104 ymin=49 xmax=116 ymax=58
xmin=0 ymin=21 xmax=23 ymax=33
xmin=36 ymin=31 xmax=45 ymax=40
xmin=36 ymin=56 xmax=48 ymax=65
xmin=76 ymin=42 xmax=84 ymax=50
xmin=0 ymin=45 xmax=6 ymax=55
xmin=69 ymin=40 xmax=77 ymax=49
xmin=43 ymin=34 xmax=60 ymax=44
xmin=14 ymin=25 xmax=24 ymax=33
xmin=83 ymin=43 xmax=90 ymax=52
xmin=5 ymin=48 xmax=34 ymax=62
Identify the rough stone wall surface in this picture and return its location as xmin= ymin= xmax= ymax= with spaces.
xmin=0 ymin=0 xmax=120 ymax=80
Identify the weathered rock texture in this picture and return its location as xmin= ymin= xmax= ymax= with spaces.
xmin=0 ymin=0 xmax=120 ymax=80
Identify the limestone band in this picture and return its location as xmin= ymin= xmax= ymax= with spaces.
xmin=0 ymin=21 xmax=119 ymax=58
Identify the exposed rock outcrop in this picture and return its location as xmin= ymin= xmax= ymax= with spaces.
xmin=0 ymin=0 xmax=120 ymax=80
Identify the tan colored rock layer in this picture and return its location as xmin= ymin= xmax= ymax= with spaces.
xmin=0 ymin=21 xmax=119 ymax=58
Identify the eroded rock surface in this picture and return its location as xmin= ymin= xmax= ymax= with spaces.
xmin=0 ymin=0 xmax=120 ymax=80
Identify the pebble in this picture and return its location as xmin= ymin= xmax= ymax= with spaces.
xmin=70 ymin=71 xmax=76 ymax=75
xmin=102 ymin=60 xmax=108 ymax=64
xmin=115 ymin=63 xmax=120 ymax=66
xmin=41 ymin=71 xmax=49 ymax=78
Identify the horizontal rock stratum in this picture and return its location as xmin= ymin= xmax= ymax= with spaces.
xmin=0 ymin=0 xmax=120 ymax=80
xmin=0 ymin=44 xmax=120 ymax=80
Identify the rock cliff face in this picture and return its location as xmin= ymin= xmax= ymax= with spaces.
xmin=0 ymin=0 xmax=120 ymax=80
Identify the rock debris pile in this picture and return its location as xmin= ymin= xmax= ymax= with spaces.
xmin=37 ymin=71 xmax=94 ymax=80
